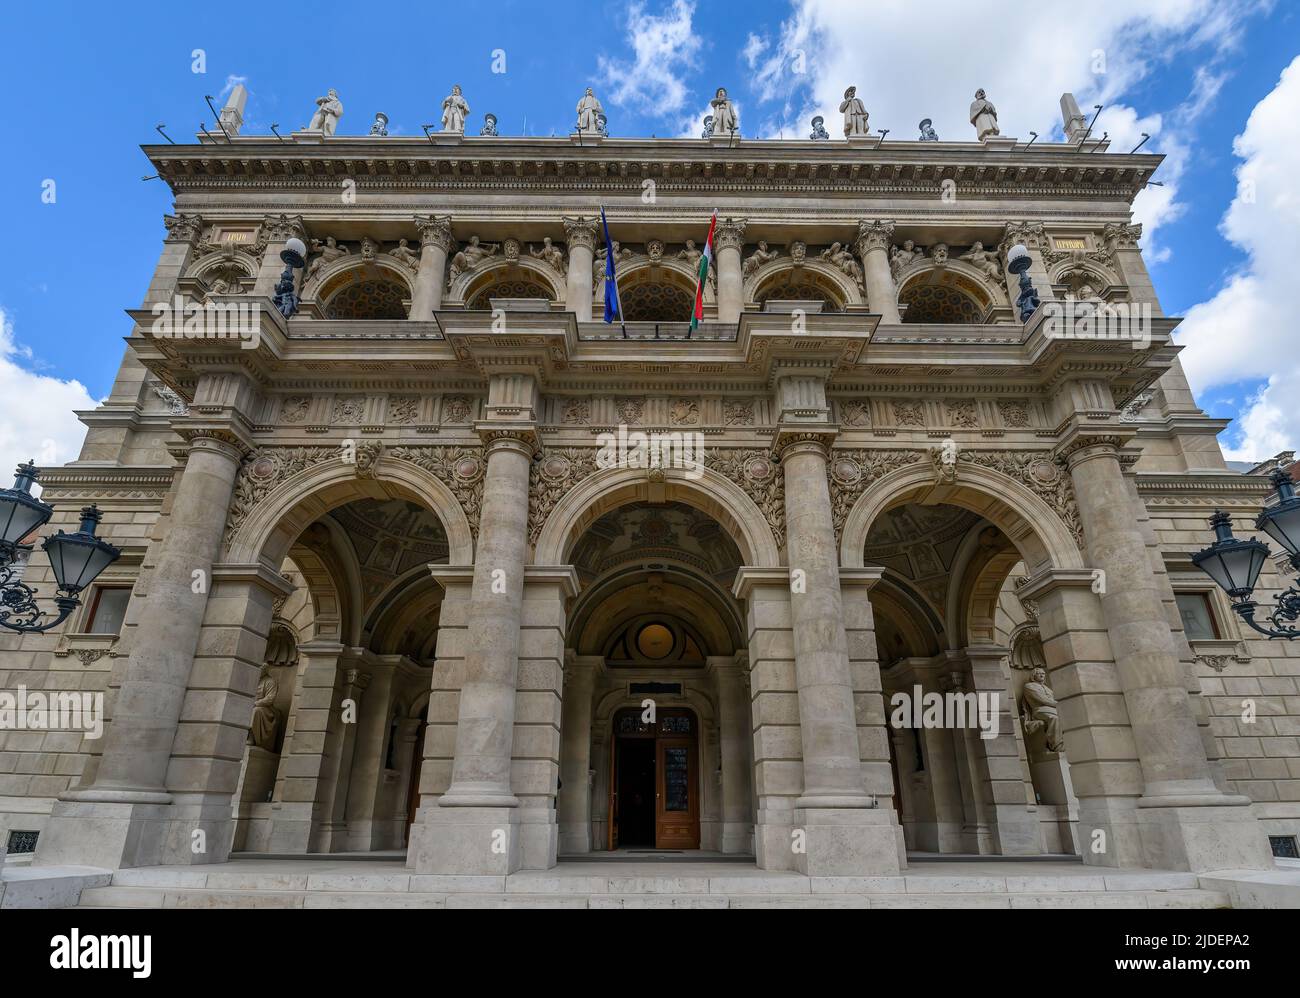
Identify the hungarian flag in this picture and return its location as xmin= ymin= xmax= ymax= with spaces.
xmin=690 ymin=210 xmax=718 ymax=330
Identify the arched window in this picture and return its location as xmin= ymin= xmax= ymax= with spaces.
xmin=324 ymin=279 xmax=409 ymax=319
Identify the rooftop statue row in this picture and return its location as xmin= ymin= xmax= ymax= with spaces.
xmin=214 ymin=82 xmax=1039 ymax=144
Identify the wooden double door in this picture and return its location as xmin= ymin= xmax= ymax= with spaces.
xmin=608 ymin=708 xmax=700 ymax=850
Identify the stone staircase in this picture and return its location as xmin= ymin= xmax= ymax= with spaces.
xmin=75 ymin=859 xmax=1232 ymax=909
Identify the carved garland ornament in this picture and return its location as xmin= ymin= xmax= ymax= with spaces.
xmin=222 ymin=444 xmax=487 ymax=553
xmin=704 ymin=449 xmax=786 ymax=549
xmin=528 ymin=447 xmax=602 ymax=544
xmin=826 ymin=449 xmax=927 ymax=541
xmin=960 ymin=450 xmax=1084 ymax=547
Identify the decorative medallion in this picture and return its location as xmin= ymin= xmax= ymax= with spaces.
xmin=615 ymin=397 xmax=645 ymax=425
xmin=442 ymin=395 xmax=473 ymax=423
xmin=841 ymin=400 xmax=871 ymax=427
xmin=280 ymin=396 xmax=311 ymax=424
xmin=389 ymin=396 xmax=421 ymax=425
xmin=669 ymin=399 xmax=700 ymax=426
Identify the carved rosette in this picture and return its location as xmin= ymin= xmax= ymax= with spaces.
xmin=714 ymin=218 xmax=747 ymax=253
xmin=415 ymin=214 xmax=454 ymax=252
xmin=562 ymin=216 xmax=599 ymax=252
xmin=528 ymin=447 xmax=601 ymax=544
xmin=705 ymin=448 xmax=786 ymax=549
xmin=855 ymin=219 xmax=895 ymax=255
xmin=825 ymin=449 xmax=926 ymax=542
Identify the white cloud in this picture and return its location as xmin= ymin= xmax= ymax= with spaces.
xmin=1177 ymin=54 xmax=1300 ymax=462
xmin=742 ymin=0 xmax=1266 ymax=251
xmin=0 ymin=307 xmax=97 ymax=483
xmin=597 ymin=0 xmax=702 ymax=115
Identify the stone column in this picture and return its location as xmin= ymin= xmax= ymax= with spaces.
xmin=964 ymin=645 xmax=1042 ymax=855
xmin=714 ymin=654 xmax=754 ymax=855
xmin=773 ymin=373 xmax=901 ymax=875
xmin=714 ymin=217 xmax=747 ymax=323
xmin=409 ymin=215 xmax=453 ymax=320
xmin=35 ymin=429 xmax=246 ymax=869
xmin=558 ymin=654 xmax=598 ymax=854
xmin=1056 ymin=427 xmax=1271 ymax=871
xmin=253 ymin=214 xmax=307 ymax=297
xmin=414 ymin=375 xmax=540 ymax=874
xmin=856 ymin=220 xmax=901 ymax=323
xmin=563 ymin=216 xmax=598 ymax=322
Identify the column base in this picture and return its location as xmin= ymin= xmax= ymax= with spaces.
xmin=1135 ymin=799 xmax=1274 ymax=872
xmin=406 ymin=804 xmax=523 ymax=875
xmin=34 ymin=793 xmax=236 ymax=870
xmin=792 ymin=805 xmax=903 ymax=877
xmin=721 ymin=820 xmax=755 ymax=855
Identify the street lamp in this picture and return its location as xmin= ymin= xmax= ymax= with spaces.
xmin=1007 ymin=243 xmax=1041 ymax=322
xmin=272 ymin=236 xmax=308 ymax=319
xmin=0 ymin=462 xmax=121 ymax=634
xmin=1193 ymin=470 xmax=1300 ymax=639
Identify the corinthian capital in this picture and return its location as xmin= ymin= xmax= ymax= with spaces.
xmin=562 ymin=216 xmax=599 ymax=252
xmin=163 ymin=213 xmax=204 ymax=245
xmin=259 ymin=213 xmax=307 ymax=244
xmin=1001 ymin=221 xmax=1046 ymax=252
xmin=1102 ymin=221 xmax=1143 ymax=253
xmin=714 ymin=217 xmax=747 ymax=252
xmin=856 ymin=219 xmax=895 ymax=254
xmin=415 ymin=214 xmax=454 ymax=252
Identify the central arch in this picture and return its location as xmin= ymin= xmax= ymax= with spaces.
xmin=533 ymin=464 xmax=781 ymax=568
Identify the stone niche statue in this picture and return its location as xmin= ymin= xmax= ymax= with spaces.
xmin=369 ymin=111 xmax=389 ymax=136
xmin=810 ymin=115 xmax=830 ymax=140
xmin=743 ymin=240 xmax=778 ymax=277
xmin=839 ymin=85 xmax=869 ymax=137
xmin=576 ymin=87 xmax=605 ymax=135
xmin=970 ymin=88 xmax=999 ymax=141
xmin=530 ymin=236 xmax=565 ymax=273
xmin=442 ymin=84 xmax=470 ymax=133
xmin=1020 ymin=667 xmax=1062 ymax=753
xmin=307 ymin=89 xmax=343 ymax=136
xmin=918 ymin=117 xmax=939 ymax=141
xmin=249 ymin=666 xmax=281 ymax=751
xmin=961 ymin=241 xmax=1003 ymax=282
xmin=710 ymin=87 xmax=738 ymax=136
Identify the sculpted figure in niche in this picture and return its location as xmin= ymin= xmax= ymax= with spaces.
xmin=308 ymin=89 xmax=343 ymax=135
xmin=307 ymin=236 xmax=349 ymax=279
xmin=970 ymin=88 xmax=1000 ymax=140
xmin=1020 ymin=667 xmax=1062 ymax=753
xmin=710 ymin=87 xmax=738 ymax=135
xmin=530 ymin=236 xmax=566 ymax=272
xmin=249 ymin=667 xmax=280 ymax=751
xmin=442 ymin=84 xmax=469 ymax=132
xmin=961 ymin=241 xmax=1003 ymax=282
xmin=593 ymin=240 xmax=632 ymax=281
xmin=678 ymin=239 xmax=701 ymax=267
xmin=743 ymin=240 xmax=778 ymax=277
xmin=839 ymin=85 xmax=869 ymax=137
xmin=576 ymin=88 xmax=604 ymax=134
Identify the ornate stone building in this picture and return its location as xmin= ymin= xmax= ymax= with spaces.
xmin=3 ymin=91 xmax=1297 ymax=891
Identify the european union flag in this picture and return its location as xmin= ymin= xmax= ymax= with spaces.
xmin=600 ymin=206 xmax=626 ymax=335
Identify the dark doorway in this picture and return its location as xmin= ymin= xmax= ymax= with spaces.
xmin=614 ymin=738 xmax=656 ymax=847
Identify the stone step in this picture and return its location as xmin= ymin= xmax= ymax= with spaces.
xmin=78 ymin=885 xmax=1230 ymax=910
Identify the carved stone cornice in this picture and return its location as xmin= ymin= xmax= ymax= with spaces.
xmin=562 ymin=216 xmax=599 ymax=252
xmin=855 ymin=219 xmax=895 ymax=254
xmin=415 ymin=213 xmax=454 ymax=252
xmin=714 ymin=217 xmax=747 ymax=252
xmin=163 ymin=212 xmax=204 ymax=245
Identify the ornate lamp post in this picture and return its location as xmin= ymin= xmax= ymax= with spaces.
xmin=1193 ymin=469 xmax=1300 ymax=639
xmin=1006 ymin=243 xmax=1041 ymax=322
xmin=272 ymin=236 xmax=308 ymax=318
xmin=0 ymin=462 xmax=121 ymax=634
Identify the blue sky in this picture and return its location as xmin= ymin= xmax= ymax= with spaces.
xmin=1 ymin=0 xmax=1297 ymax=473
